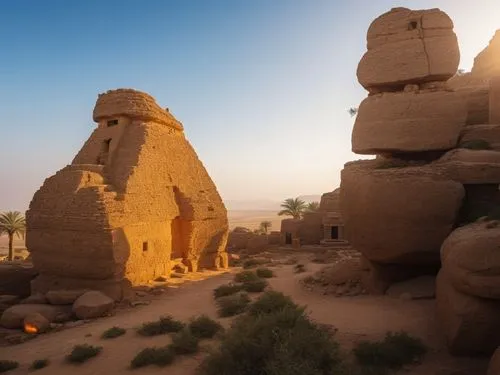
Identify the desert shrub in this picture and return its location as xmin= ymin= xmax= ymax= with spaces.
xmin=248 ymin=291 xmax=298 ymax=316
xmin=213 ymin=283 xmax=243 ymax=299
xmin=198 ymin=303 xmax=342 ymax=375
xmin=353 ymin=331 xmax=427 ymax=370
xmin=189 ymin=315 xmax=223 ymax=339
xmin=130 ymin=347 xmax=175 ymax=368
xmin=66 ymin=344 xmax=102 ymax=364
xmin=256 ymin=267 xmax=274 ymax=278
xmin=234 ymin=270 xmax=260 ymax=283
xmin=30 ymin=359 xmax=49 ymax=370
xmin=0 ymin=360 xmax=18 ymax=373
xmin=102 ymin=326 xmax=126 ymax=339
xmin=137 ymin=316 xmax=185 ymax=336
xmin=459 ymin=139 xmax=492 ymax=150
xmin=241 ymin=279 xmax=268 ymax=293
xmin=216 ymin=292 xmax=250 ymax=317
xmin=294 ymin=264 xmax=306 ymax=273
xmin=170 ymin=329 xmax=200 ymax=355
xmin=243 ymin=258 xmax=267 ymax=269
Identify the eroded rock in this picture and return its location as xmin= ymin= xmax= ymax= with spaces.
xmin=72 ymin=291 xmax=114 ymax=319
xmin=0 ymin=304 xmax=71 ymax=329
xmin=46 ymin=290 xmax=87 ymax=305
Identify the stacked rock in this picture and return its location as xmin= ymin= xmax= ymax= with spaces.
xmin=341 ymin=7 xmax=500 ymax=356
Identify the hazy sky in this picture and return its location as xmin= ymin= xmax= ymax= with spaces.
xmin=1 ymin=0 xmax=499 ymax=211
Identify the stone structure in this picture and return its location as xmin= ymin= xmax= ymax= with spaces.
xmin=319 ymin=189 xmax=348 ymax=246
xmin=341 ymin=7 xmax=500 ymax=356
xmin=26 ymin=89 xmax=229 ymax=300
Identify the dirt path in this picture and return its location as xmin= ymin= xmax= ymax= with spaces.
xmin=1 ymin=262 xmax=489 ymax=375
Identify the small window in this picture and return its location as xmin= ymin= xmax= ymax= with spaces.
xmin=142 ymin=242 xmax=148 ymax=252
xmin=107 ymin=119 xmax=119 ymax=127
xmin=408 ymin=21 xmax=418 ymax=30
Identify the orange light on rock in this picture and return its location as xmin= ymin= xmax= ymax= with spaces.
xmin=24 ymin=323 xmax=38 ymax=334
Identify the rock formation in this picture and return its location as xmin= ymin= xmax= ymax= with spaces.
xmin=341 ymin=7 xmax=500 ymax=356
xmin=26 ymin=89 xmax=229 ymax=300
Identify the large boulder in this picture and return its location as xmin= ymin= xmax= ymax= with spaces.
xmin=0 ymin=263 xmax=38 ymax=297
xmin=471 ymin=30 xmax=500 ymax=79
xmin=72 ymin=291 xmax=114 ymax=319
xmin=436 ymin=270 xmax=500 ymax=356
xmin=0 ymin=304 xmax=71 ymax=329
xmin=352 ymin=91 xmax=466 ymax=154
xmin=441 ymin=221 xmax=500 ymax=299
xmin=357 ymin=8 xmax=459 ymax=92
xmin=24 ymin=313 xmax=50 ymax=333
xmin=46 ymin=289 xmax=87 ymax=305
xmin=340 ymin=161 xmax=464 ymax=264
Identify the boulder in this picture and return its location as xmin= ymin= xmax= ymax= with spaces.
xmin=0 ymin=304 xmax=71 ymax=329
xmin=19 ymin=293 xmax=47 ymax=305
xmin=23 ymin=313 xmax=50 ymax=333
xmin=72 ymin=291 xmax=114 ymax=319
xmin=340 ymin=162 xmax=464 ymax=264
xmin=352 ymin=91 xmax=466 ymax=154
xmin=471 ymin=30 xmax=500 ymax=79
xmin=357 ymin=8 xmax=459 ymax=92
xmin=459 ymin=124 xmax=500 ymax=151
xmin=436 ymin=270 xmax=500 ymax=356
xmin=488 ymin=347 xmax=500 ymax=375
xmin=0 ymin=263 xmax=38 ymax=297
xmin=46 ymin=289 xmax=87 ymax=305
xmin=441 ymin=222 xmax=500 ymax=299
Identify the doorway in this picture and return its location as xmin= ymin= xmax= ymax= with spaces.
xmin=98 ymin=138 xmax=111 ymax=165
xmin=285 ymin=232 xmax=292 ymax=245
xmin=331 ymin=226 xmax=339 ymax=240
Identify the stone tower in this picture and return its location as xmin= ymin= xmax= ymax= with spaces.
xmin=26 ymin=89 xmax=229 ymax=300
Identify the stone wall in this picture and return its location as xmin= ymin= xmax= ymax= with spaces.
xmin=26 ymin=89 xmax=229 ymax=300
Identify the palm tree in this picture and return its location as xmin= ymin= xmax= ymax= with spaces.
xmin=278 ymin=198 xmax=307 ymax=220
xmin=348 ymin=107 xmax=358 ymax=117
xmin=259 ymin=221 xmax=272 ymax=234
xmin=0 ymin=211 xmax=26 ymax=261
xmin=305 ymin=201 xmax=320 ymax=213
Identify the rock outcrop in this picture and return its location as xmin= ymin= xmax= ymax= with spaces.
xmin=341 ymin=8 xmax=500 ymax=357
xmin=26 ymin=89 xmax=229 ymax=300
xmin=357 ymin=8 xmax=460 ymax=93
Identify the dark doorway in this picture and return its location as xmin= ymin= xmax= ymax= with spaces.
xmin=285 ymin=232 xmax=292 ymax=245
xmin=98 ymin=139 xmax=111 ymax=165
xmin=331 ymin=226 xmax=339 ymax=240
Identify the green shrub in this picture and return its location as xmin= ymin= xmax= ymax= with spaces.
xmin=248 ymin=291 xmax=298 ymax=316
xmin=0 ymin=360 xmax=19 ymax=373
xmin=198 ymin=304 xmax=342 ymax=375
xmin=66 ymin=344 xmax=102 ymax=364
xmin=170 ymin=329 xmax=200 ymax=355
xmin=130 ymin=347 xmax=175 ymax=368
xmin=30 ymin=359 xmax=49 ymax=370
xmin=243 ymin=258 xmax=267 ymax=269
xmin=241 ymin=279 xmax=268 ymax=293
xmin=216 ymin=292 xmax=250 ymax=317
xmin=213 ymin=283 xmax=243 ymax=299
xmin=188 ymin=315 xmax=223 ymax=339
xmin=256 ymin=267 xmax=274 ymax=278
xmin=101 ymin=326 xmax=126 ymax=339
xmin=459 ymin=139 xmax=492 ymax=150
xmin=353 ymin=331 xmax=427 ymax=370
xmin=234 ymin=270 xmax=259 ymax=283
xmin=137 ymin=316 xmax=185 ymax=336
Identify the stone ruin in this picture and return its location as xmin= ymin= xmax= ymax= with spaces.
xmin=25 ymin=89 xmax=229 ymax=301
xmin=340 ymin=7 xmax=500 ymax=357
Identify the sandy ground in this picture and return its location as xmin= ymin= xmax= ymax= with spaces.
xmin=0 ymin=253 xmax=489 ymax=375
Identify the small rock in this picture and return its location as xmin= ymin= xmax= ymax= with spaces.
xmin=24 ymin=313 xmax=50 ymax=333
xmin=174 ymin=263 xmax=188 ymax=274
xmin=130 ymin=300 xmax=151 ymax=307
xmin=46 ymin=290 xmax=87 ymax=305
xmin=20 ymin=293 xmax=47 ymax=305
xmin=72 ymin=291 xmax=114 ymax=319
xmin=135 ymin=291 xmax=147 ymax=298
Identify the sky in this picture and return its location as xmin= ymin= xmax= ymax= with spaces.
xmin=1 ymin=0 xmax=499 ymax=211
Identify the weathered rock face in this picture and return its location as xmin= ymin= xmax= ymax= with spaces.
xmin=472 ymin=30 xmax=500 ymax=79
xmin=459 ymin=124 xmax=500 ymax=151
xmin=436 ymin=270 xmax=500 ymax=356
xmin=26 ymin=89 xmax=229 ymax=300
xmin=441 ymin=221 xmax=500 ymax=299
xmin=357 ymin=7 xmax=459 ymax=93
xmin=352 ymin=90 xmax=466 ymax=154
xmin=0 ymin=264 xmax=38 ymax=297
xmin=319 ymin=189 xmax=340 ymax=213
xmin=46 ymin=290 xmax=87 ymax=305
xmin=340 ymin=161 xmax=464 ymax=264
xmin=72 ymin=291 xmax=114 ymax=319
xmin=491 ymin=77 xmax=500 ymax=124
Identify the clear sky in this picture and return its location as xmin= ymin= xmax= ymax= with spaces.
xmin=1 ymin=0 xmax=499 ymax=211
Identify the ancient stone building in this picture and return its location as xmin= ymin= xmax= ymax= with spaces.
xmin=319 ymin=189 xmax=348 ymax=246
xmin=26 ymin=89 xmax=229 ymax=300
xmin=341 ymin=7 xmax=500 ymax=356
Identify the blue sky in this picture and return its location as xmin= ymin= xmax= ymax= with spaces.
xmin=1 ymin=0 xmax=499 ymax=211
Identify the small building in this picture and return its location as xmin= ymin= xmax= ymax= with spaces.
xmin=319 ymin=189 xmax=348 ymax=246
